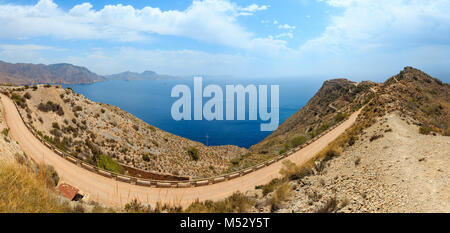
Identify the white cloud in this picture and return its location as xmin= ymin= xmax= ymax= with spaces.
xmin=0 ymin=0 xmax=277 ymax=50
xmin=278 ymin=24 xmax=296 ymax=30
xmin=306 ymin=0 xmax=450 ymax=53
xmin=239 ymin=4 xmax=270 ymax=14
xmin=276 ymin=33 xmax=294 ymax=39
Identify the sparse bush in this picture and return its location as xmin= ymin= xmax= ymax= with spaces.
xmin=38 ymin=101 xmax=64 ymax=116
xmin=73 ymin=105 xmax=82 ymax=112
xmin=354 ymin=157 xmax=361 ymax=166
xmin=323 ymin=149 xmax=340 ymax=162
xmin=419 ymin=126 xmax=431 ymax=135
xmin=125 ymin=199 xmax=151 ymax=213
xmin=315 ymin=197 xmax=339 ymax=213
xmin=14 ymin=153 xmax=27 ymax=165
xmin=23 ymin=92 xmax=31 ymax=100
xmin=188 ymin=147 xmax=199 ymax=161
xmin=270 ymin=183 xmax=292 ymax=212
xmin=279 ymin=160 xmax=312 ymax=181
xmin=1 ymin=128 xmax=9 ymax=136
xmin=40 ymin=164 xmax=60 ymax=187
xmin=369 ymin=134 xmax=383 ymax=142
xmin=11 ymin=93 xmax=27 ymax=108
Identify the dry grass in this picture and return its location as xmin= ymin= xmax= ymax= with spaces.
xmin=279 ymin=160 xmax=312 ymax=181
xmin=185 ymin=192 xmax=252 ymax=213
xmin=0 ymin=161 xmax=71 ymax=213
xmin=269 ymin=183 xmax=292 ymax=211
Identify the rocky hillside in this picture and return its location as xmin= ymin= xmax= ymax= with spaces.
xmin=2 ymin=85 xmax=247 ymax=178
xmin=234 ymin=78 xmax=376 ymax=171
xmin=247 ymin=113 xmax=449 ymax=213
xmin=375 ymin=66 xmax=449 ymax=135
xmin=0 ymin=60 xmax=104 ymax=85
xmin=184 ymin=67 xmax=449 ymax=213
xmin=241 ymin=67 xmax=449 ymax=213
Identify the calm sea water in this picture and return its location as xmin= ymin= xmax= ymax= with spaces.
xmin=64 ymin=77 xmax=322 ymax=148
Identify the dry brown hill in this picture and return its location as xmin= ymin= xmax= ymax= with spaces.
xmin=1 ymin=85 xmax=247 ymax=178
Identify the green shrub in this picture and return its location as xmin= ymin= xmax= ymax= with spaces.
xmin=444 ymin=128 xmax=450 ymax=136
xmin=1 ymin=128 xmax=9 ymax=136
xmin=142 ymin=154 xmax=150 ymax=162
xmin=334 ymin=112 xmax=348 ymax=122
xmin=262 ymin=178 xmax=280 ymax=196
xmin=290 ymin=136 xmax=306 ymax=148
xmin=419 ymin=126 xmax=431 ymax=135
xmin=96 ymin=155 xmax=124 ymax=174
xmin=348 ymin=135 xmax=356 ymax=146
xmin=188 ymin=147 xmax=199 ymax=161
xmin=52 ymin=122 xmax=60 ymax=130
xmin=278 ymin=148 xmax=287 ymax=155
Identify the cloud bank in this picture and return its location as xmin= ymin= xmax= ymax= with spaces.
xmin=0 ymin=0 xmax=283 ymax=51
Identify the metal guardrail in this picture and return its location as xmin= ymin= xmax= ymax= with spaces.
xmin=11 ymin=98 xmax=347 ymax=189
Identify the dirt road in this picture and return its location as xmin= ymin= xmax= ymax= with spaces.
xmin=1 ymin=94 xmax=361 ymax=208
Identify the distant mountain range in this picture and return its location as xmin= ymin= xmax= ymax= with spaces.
xmin=0 ymin=60 xmax=176 ymax=85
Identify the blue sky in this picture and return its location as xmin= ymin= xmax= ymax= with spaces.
xmin=0 ymin=0 xmax=449 ymax=81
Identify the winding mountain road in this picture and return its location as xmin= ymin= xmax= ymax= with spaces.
xmin=1 ymin=94 xmax=361 ymax=208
